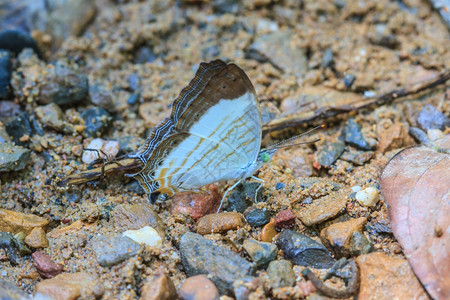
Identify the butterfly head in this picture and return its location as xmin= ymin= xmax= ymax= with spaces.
xmin=258 ymin=148 xmax=277 ymax=165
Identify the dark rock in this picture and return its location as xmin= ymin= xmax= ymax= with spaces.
xmin=0 ymin=279 xmax=28 ymax=300
xmin=134 ymin=46 xmax=157 ymax=64
xmin=245 ymin=209 xmax=271 ymax=227
xmin=243 ymin=239 xmax=278 ymax=268
xmin=343 ymin=118 xmax=373 ymax=150
xmin=39 ymin=64 xmax=89 ymax=106
xmin=125 ymin=180 xmax=146 ymax=196
xmin=0 ymin=50 xmax=11 ymax=99
xmin=0 ymin=232 xmax=19 ymax=265
xmin=277 ymin=229 xmax=335 ymax=268
xmin=179 ymin=232 xmax=255 ymax=295
xmin=0 ymin=29 xmax=41 ymax=56
xmin=213 ymin=0 xmax=240 ymax=14
xmin=13 ymin=232 xmax=32 ymax=255
xmin=89 ymin=85 xmax=114 ymax=112
xmin=267 ymin=260 xmax=296 ymax=289
xmin=315 ymin=141 xmax=345 ymax=167
xmin=0 ymin=101 xmax=22 ymax=123
xmin=0 ymin=143 xmax=30 ymax=172
xmin=417 ymin=104 xmax=448 ymax=131
xmin=349 ymin=231 xmax=374 ymax=256
xmin=226 ymin=182 xmax=262 ymax=213
xmin=343 ymin=74 xmax=356 ymax=88
xmin=81 ymin=107 xmax=112 ymax=137
xmin=366 ymin=220 xmax=392 ymax=235
xmin=92 ymin=234 xmax=140 ymax=267
xmin=127 ymin=93 xmax=140 ymax=106
xmin=276 ymin=182 xmax=285 ymax=190
xmin=5 ymin=111 xmax=32 ymax=145
xmin=322 ymin=48 xmax=334 ymax=68
xmin=368 ymin=24 xmax=400 ymax=49
xmin=32 ymin=251 xmax=63 ymax=278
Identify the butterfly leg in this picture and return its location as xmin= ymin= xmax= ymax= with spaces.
xmin=217 ymin=179 xmax=242 ymax=213
xmin=251 ymin=176 xmax=265 ymax=203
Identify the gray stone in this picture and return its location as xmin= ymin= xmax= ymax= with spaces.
xmin=226 ymin=182 xmax=261 ymax=213
xmin=267 ymin=260 xmax=296 ymax=289
xmin=0 ymin=143 xmax=30 ymax=172
xmin=315 ymin=141 xmax=345 ymax=168
xmin=417 ymin=104 xmax=448 ymax=131
xmin=349 ymin=231 xmax=374 ymax=256
xmin=0 ymin=50 xmax=11 ymax=99
xmin=0 ymin=232 xmax=19 ymax=265
xmin=277 ymin=229 xmax=335 ymax=269
xmin=245 ymin=209 xmax=271 ymax=227
xmin=180 ymin=232 xmax=255 ymax=295
xmin=343 ymin=118 xmax=374 ymax=150
xmin=243 ymin=239 xmax=278 ymax=268
xmin=0 ymin=279 xmax=28 ymax=300
xmin=92 ymin=234 xmax=140 ymax=267
xmin=5 ymin=111 xmax=32 ymax=146
xmin=81 ymin=107 xmax=112 ymax=137
xmin=248 ymin=30 xmax=308 ymax=75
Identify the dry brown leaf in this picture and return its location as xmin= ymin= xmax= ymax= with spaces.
xmin=380 ymin=146 xmax=450 ymax=299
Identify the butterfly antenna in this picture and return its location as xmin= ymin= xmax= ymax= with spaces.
xmin=267 ymin=124 xmax=325 ymax=150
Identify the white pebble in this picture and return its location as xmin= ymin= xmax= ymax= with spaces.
xmin=81 ymin=138 xmax=120 ymax=164
xmin=355 ymin=187 xmax=379 ymax=207
xmin=122 ymin=226 xmax=162 ymax=247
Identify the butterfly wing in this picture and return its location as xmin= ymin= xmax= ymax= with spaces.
xmin=131 ymin=60 xmax=261 ymax=196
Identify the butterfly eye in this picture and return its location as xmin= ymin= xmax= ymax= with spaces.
xmin=260 ymin=152 xmax=270 ymax=163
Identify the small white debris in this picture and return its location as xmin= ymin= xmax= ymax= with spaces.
xmin=351 ymin=185 xmax=362 ymax=193
xmin=355 ymin=187 xmax=379 ymax=207
xmin=81 ymin=138 xmax=120 ymax=164
xmin=122 ymin=226 xmax=162 ymax=247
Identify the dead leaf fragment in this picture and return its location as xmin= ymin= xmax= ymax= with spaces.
xmin=380 ymin=146 xmax=450 ymax=300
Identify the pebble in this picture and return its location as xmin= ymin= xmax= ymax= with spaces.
xmin=111 ymin=203 xmax=165 ymax=239
xmin=0 ymin=50 xmax=11 ymax=99
xmin=417 ymin=104 xmax=447 ymax=131
xmin=89 ymin=84 xmax=115 ymax=112
xmin=356 ymin=252 xmax=428 ymax=299
xmin=5 ymin=111 xmax=32 ymax=146
xmin=0 ymin=142 xmax=30 ymax=172
xmin=343 ymin=118 xmax=374 ymax=150
xmin=343 ymin=74 xmax=356 ymax=88
xmin=81 ymin=107 xmax=112 ymax=137
xmin=0 ymin=232 xmax=19 ymax=265
xmin=427 ymin=128 xmax=445 ymax=141
xmin=13 ymin=232 xmax=32 ymax=255
xmin=226 ymin=182 xmax=261 ymax=212
xmin=92 ymin=234 xmax=140 ymax=267
xmin=196 ymin=212 xmax=245 ymax=235
xmin=349 ymin=231 xmax=373 ymax=256
xmin=179 ymin=232 xmax=255 ymax=295
xmin=0 ymin=279 xmax=28 ymax=300
xmin=355 ymin=187 xmax=379 ymax=207
xmin=0 ymin=209 xmax=49 ymax=235
xmin=243 ymin=239 xmax=277 ymax=268
xmin=320 ymin=217 xmax=369 ymax=258
xmin=170 ymin=184 xmax=221 ymax=220
xmin=25 ymin=227 xmax=49 ymax=249
xmin=249 ymin=30 xmax=308 ymax=75
xmin=245 ymin=209 xmax=271 ymax=227
xmin=40 ymin=64 xmax=89 ymax=106
xmin=122 ymin=226 xmax=162 ymax=247
xmin=81 ymin=138 xmax=120 ymax=164
xmin=0 ymin=29 xmax=41 ymax=56
xmin=276 ymin=182 xmax=285 ymax=190
xmin=260 ymin=218 xmax=277 ymax=242
xmin=179 ymin=275 xmax=220 ymax=300
xmin=296 ymin=189 xmax=348 ymax=226
xmin=315 ymin=141 xmax=345 ymax=167
xmin=367 ymin=23 xmax=400 ymax=49
xmin=274 ymin=209 xmax=296 ymax=229
xmin=377 ymin=122 xmax=413 ymax=153
xmin=32 ymin=251 xmax=63 ymax=278
xmin=141 ymin=271 xmax=178 ymax=300
xmin=321 ymin=48 xmax=334 ymax=69
xmin=267 ymin=260 xmax=296 ymax=289
xmin=0 ymin=101 xmax=22 ymax=123
xmin=127 ymin=93 xmax=140 ymax=105
xmin=35 ymin=103 xmax=73 ymax=134
xmin=277 ymin=229 xmax=335 ymax=269
xmin=36 ymin=272 xmax=104 ymax=300
xmin=340 ymin=150 xmax=374 ymax=166
xmin=233 ymin=277 xmax=260 ymax=300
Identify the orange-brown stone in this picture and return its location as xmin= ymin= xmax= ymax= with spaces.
xmin=25 ymin=227 xmax=49 ymax=248
xmin=0 ymin=209 xmax=49 ymax=235
xmin=141 ymin=271 xmax=177 ymax=300
xmin=261 ymin=218 xmax=277 ymax=242
xmin=196 ymin=212 xmax=244 ymax=235
xmin=180 ymin=275 xmax=219 ymax=300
